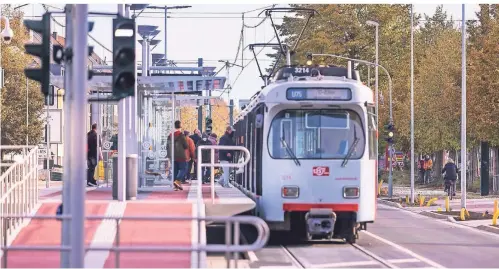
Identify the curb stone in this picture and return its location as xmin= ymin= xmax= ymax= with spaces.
xmin=377 ymin=198 xmax=403 ymax=208
xmin=419 ymin=211 xmax=456 ymax=222
xmin=476 ymin=225 xmax=499 ymax=235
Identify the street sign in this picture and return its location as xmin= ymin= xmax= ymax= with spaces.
xmin=38 ymin=148 xmax=47 ymax=159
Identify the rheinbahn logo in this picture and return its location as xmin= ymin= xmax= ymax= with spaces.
xmin=312 ymin=166 xmax=330 ymax=176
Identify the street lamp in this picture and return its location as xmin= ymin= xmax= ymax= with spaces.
xmin=366 ymin=20 xmax=379 ymax=125
xmin=310 ymin=53 xmax=394 ymax=196
xmin=143 ymin=5 xmax=192 ymax=61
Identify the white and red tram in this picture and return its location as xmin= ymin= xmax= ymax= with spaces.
xmin=233 ymin=65 xmax=378 ymax=243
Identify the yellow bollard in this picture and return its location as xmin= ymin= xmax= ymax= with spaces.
xmin=494 ymin=200 xmax=498 ymax=216
xmin=465 ymin=209 xmax=470 ymax=218
xmin=406 ymin=195 xmax=409 ymax=204
xmin=419 ymin=196 xmax=426 ymax=207
xmin=445 ymin=197 xmax=450 ymax=212
xmin=460 ymin=208 xmax=466 ymax=221
xmin=378 ymin=180 xmax=384 ymax=196
xmin=426 ymin=197 xmax=438 ymax=207
xmin=493 ymin=210 xmax=499 ymax=226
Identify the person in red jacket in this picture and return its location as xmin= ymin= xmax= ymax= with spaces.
xmin=167 ymin=120 xmax=188 ymax=190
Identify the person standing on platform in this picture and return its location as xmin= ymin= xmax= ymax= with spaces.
xmin=218 ymin=126 xmax=236 ymax=188
xmin=167 ymin=120 xmax=188 ymax=191
xmin=87 ymin=123 xmax=103 ymax=187
xmin=183 ymin=130 xmax=196 ymax=182
xmin=190 ymin=129 xmax=202 ymax=179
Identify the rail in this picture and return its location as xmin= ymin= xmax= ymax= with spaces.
xmin=0 ymin=214 xmax=270 ymax=268
xmin=196 ymin=145 xmax=251 ymax=203
xmin=0 ymin=146 xmax=39 ymax=252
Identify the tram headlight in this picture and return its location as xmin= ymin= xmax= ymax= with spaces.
xmin=343 ymin=186 xmax=360 ymax=198
xmin=282 ymin=186 xmax=299 ymax=198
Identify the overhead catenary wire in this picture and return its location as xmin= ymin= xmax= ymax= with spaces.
xmin=219 ymin=35 xmax=277 ymax=98
xmin=42 ymin=4 xmax=113 ymax=54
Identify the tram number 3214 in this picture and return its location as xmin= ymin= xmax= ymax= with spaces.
xmin=294 ymin=67 xmax=310 ymax=74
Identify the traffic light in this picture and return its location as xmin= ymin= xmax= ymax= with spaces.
xmin=384 ymin=123 xmax=395 ymax=144
xmin=24 ymin=13 xmax=51 ymax=96
xmin=45 ymin=85 xmax=54 ymax=106
xmin=112 ymin=16 xmax=136 ymax=99
xmin=206 ymin=117 xmax=213 ymax=135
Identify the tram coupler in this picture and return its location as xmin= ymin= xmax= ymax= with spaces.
xmin=305 ymin=208 xmax=336 ymax=238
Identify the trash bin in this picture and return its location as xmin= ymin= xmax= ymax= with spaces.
xmin=112 ymin=156 xmax=118 ymax=200
xmin=126 ymin=154 xmax=138 ymax=200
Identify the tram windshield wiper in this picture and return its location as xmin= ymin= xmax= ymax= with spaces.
xmin=280 ymin=136 xmax=301 ymax=166
xmin=341 ymin=125 xmax=359 ymax=167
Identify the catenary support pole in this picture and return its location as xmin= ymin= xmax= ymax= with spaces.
xmin=117 ymin=4 xmax=127 ymax=202
xmin=164 ymin=6 xmax=168 ymax=60
xmin=124 ymin=4 xmax=138 ymax=190
xmin=60 ymin=5 xmax=73 ymax=268
xmin=410 ymin=4 xmax=415 ymax=204
xmin=461 ymin=4 xmax=467 ymax=209
xmin=69 ymin=4 xmax=88 ymax=267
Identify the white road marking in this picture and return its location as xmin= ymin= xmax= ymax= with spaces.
xmin=313 ymin=260 xmax=379 ymax=268
xmin=388 ymin=258 xmax=422 ymax=264
xmin=84 ymin=201 xmax=127 ymax=268
xmin=361 ymin=230 xmax=445 ymax=268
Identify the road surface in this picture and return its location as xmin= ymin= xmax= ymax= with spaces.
xmin=245 ymin=204 xmax=499 ymax=268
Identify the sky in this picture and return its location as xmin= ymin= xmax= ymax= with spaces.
xmin=16 ymin=4 xmax=481 ymax=107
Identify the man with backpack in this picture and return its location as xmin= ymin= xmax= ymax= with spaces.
xmin=167 ymin=120 xmax=188 ymax=191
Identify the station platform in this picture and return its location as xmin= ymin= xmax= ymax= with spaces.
xmin=2 ymin=180 xmax=255 ymax=268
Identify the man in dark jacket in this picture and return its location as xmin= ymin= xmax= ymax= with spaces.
xmin=218 ymin=126 xmax=235 ymax=187
xmin=167 ymin=120 xmax=188 ymax=190
xmin=87 ymin=123 xmax=103 ymax=187
xmin=189 ymin=129 xmax=201 ymax=179
xmin=197 ymin=134 xmax=214 ymax=183
xmin=442 ymin=158 xmax=459 ymax=195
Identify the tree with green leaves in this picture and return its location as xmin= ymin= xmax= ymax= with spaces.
xmin=1 ymin=6 xmax=45 ymax=153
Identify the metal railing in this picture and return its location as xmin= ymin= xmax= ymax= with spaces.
xmin=196 ymin=145 xmax=251 ymax=203
xmin=0 ymin=146 xmax=39 ymax=249
xmin=1 ymin=214 xmax=269 ymax=268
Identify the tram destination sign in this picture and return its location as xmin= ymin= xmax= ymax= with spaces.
xmin=286 ymin=87 xmax=352 ymax=101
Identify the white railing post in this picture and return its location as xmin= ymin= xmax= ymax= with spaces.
xmin=196 ymin=145 xmax=251 ymax=203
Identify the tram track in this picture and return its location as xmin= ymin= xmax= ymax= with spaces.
xmin=277 ymin=240 xmax=398 ymax=268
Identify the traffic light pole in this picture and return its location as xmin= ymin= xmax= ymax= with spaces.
xmin=116 ymin=3 xmax=128 ymax=201
xmin=69 ymin=4 xmax=89 ymax=267
xmin=60 ymin=5 xmax=73 ymax=268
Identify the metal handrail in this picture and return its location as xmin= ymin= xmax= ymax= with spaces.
xmin=196 ymin=145 xmax=251 ymax=203
xmin=1 ymin=214 xmax=270 ymax=268
xmin=0 ymin=146 xmax=39 ymax=256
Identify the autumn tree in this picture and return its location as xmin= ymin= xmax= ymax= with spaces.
xmin=467 ymin=4 xmax=499 ymax=146
xmin=413 ymin=6 xmax=462 ymax=155
xmin=266 ymin=4 xmax=417 ymax=153
xmin=1 ymin=6 xmax=45 ymax=154
xmin=179 ymin=98 xmax=230 ymax=137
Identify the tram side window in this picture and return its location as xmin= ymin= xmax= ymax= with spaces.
xmin=367 ymin=107 xmax=377 ymax=160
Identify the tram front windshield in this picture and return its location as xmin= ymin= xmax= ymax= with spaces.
xmin=268 ymin=109 xmax=365 ymax=159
